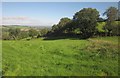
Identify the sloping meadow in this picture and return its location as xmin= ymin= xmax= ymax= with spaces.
xmin=2 ymin=37 xmax=119 ymax=76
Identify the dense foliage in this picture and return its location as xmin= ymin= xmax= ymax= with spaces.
xmin=103 ymin=7 xmax=119 ymax=36
xmin=73 ymin=8 xmax=99 ymax=39
xmin=47 ymin=7 xmax=120 ymax=39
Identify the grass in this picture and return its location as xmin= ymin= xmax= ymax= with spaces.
xmin=96 ymin=21 xmax=120 ymax=33
xmin=2 ymin=36 xmax=119 ymax=76
xmin=0 ymin=40 xmax=2 ymax=77
xmin=97 ymin=22 xmax=105 ymax=32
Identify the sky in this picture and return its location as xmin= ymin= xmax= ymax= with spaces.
xmin=1 ymin=2 xmax=118 ymax=26
xmin=1 ymin=0 xmax=120 ymax=2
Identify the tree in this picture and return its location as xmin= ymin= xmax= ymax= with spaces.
xmin=51 ymin=24 xmax=59 ymax=32
xmin=40 ymin=28 xmax=49 ymax=36
xmin=57 ymin=17 xmax=71 ymax=29
xmin=103 ymin=7 xmax=118 ymax=36
xmin=9 ymin=28 xmax=20 ymax=40
xmin=73 ymin=8 xmax=99 ymax=39
xmin=103 ymin=7 xmax=118 ymax=21
xmin=18 ymin=31 xmax=29 ymax=39
xmin=2 ymin=32 xmax=10 ymax=40
xmin=50 ymin=17 xmax=71 ymax=36
xmin=112 ymin=22 xmax=119 ymax=36
xmin=29 ymin=29 xmax=38 ymax=38
xmin=97 ymin=17 xmax=105 ymax=22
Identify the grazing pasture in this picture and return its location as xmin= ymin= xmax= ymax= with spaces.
xmin=2 ymin=37 xmax=119 ymax=76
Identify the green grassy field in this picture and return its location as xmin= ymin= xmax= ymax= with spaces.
xmin=0 ymin=40 xmax=2 ymax=76
xmin=2 ymin=37 xmax=119 ymax=76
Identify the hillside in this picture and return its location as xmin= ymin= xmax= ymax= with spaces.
xmin=2 ymin=37 xmax=119 ymax=76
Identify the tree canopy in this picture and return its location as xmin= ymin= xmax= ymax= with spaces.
xmin=48 ymin=7 xmax=119 ymax=39
xmin=103 ymin=7 xmax=119 ymax=36
xmin=73 ymin=8 xmax=99 ymax=38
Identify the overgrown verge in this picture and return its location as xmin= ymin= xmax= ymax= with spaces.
xmin=86 ymin=39 xmax=118 ymax=58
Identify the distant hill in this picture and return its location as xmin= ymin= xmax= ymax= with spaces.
xmin=2 ymin=25 xmax=52 ymax=29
